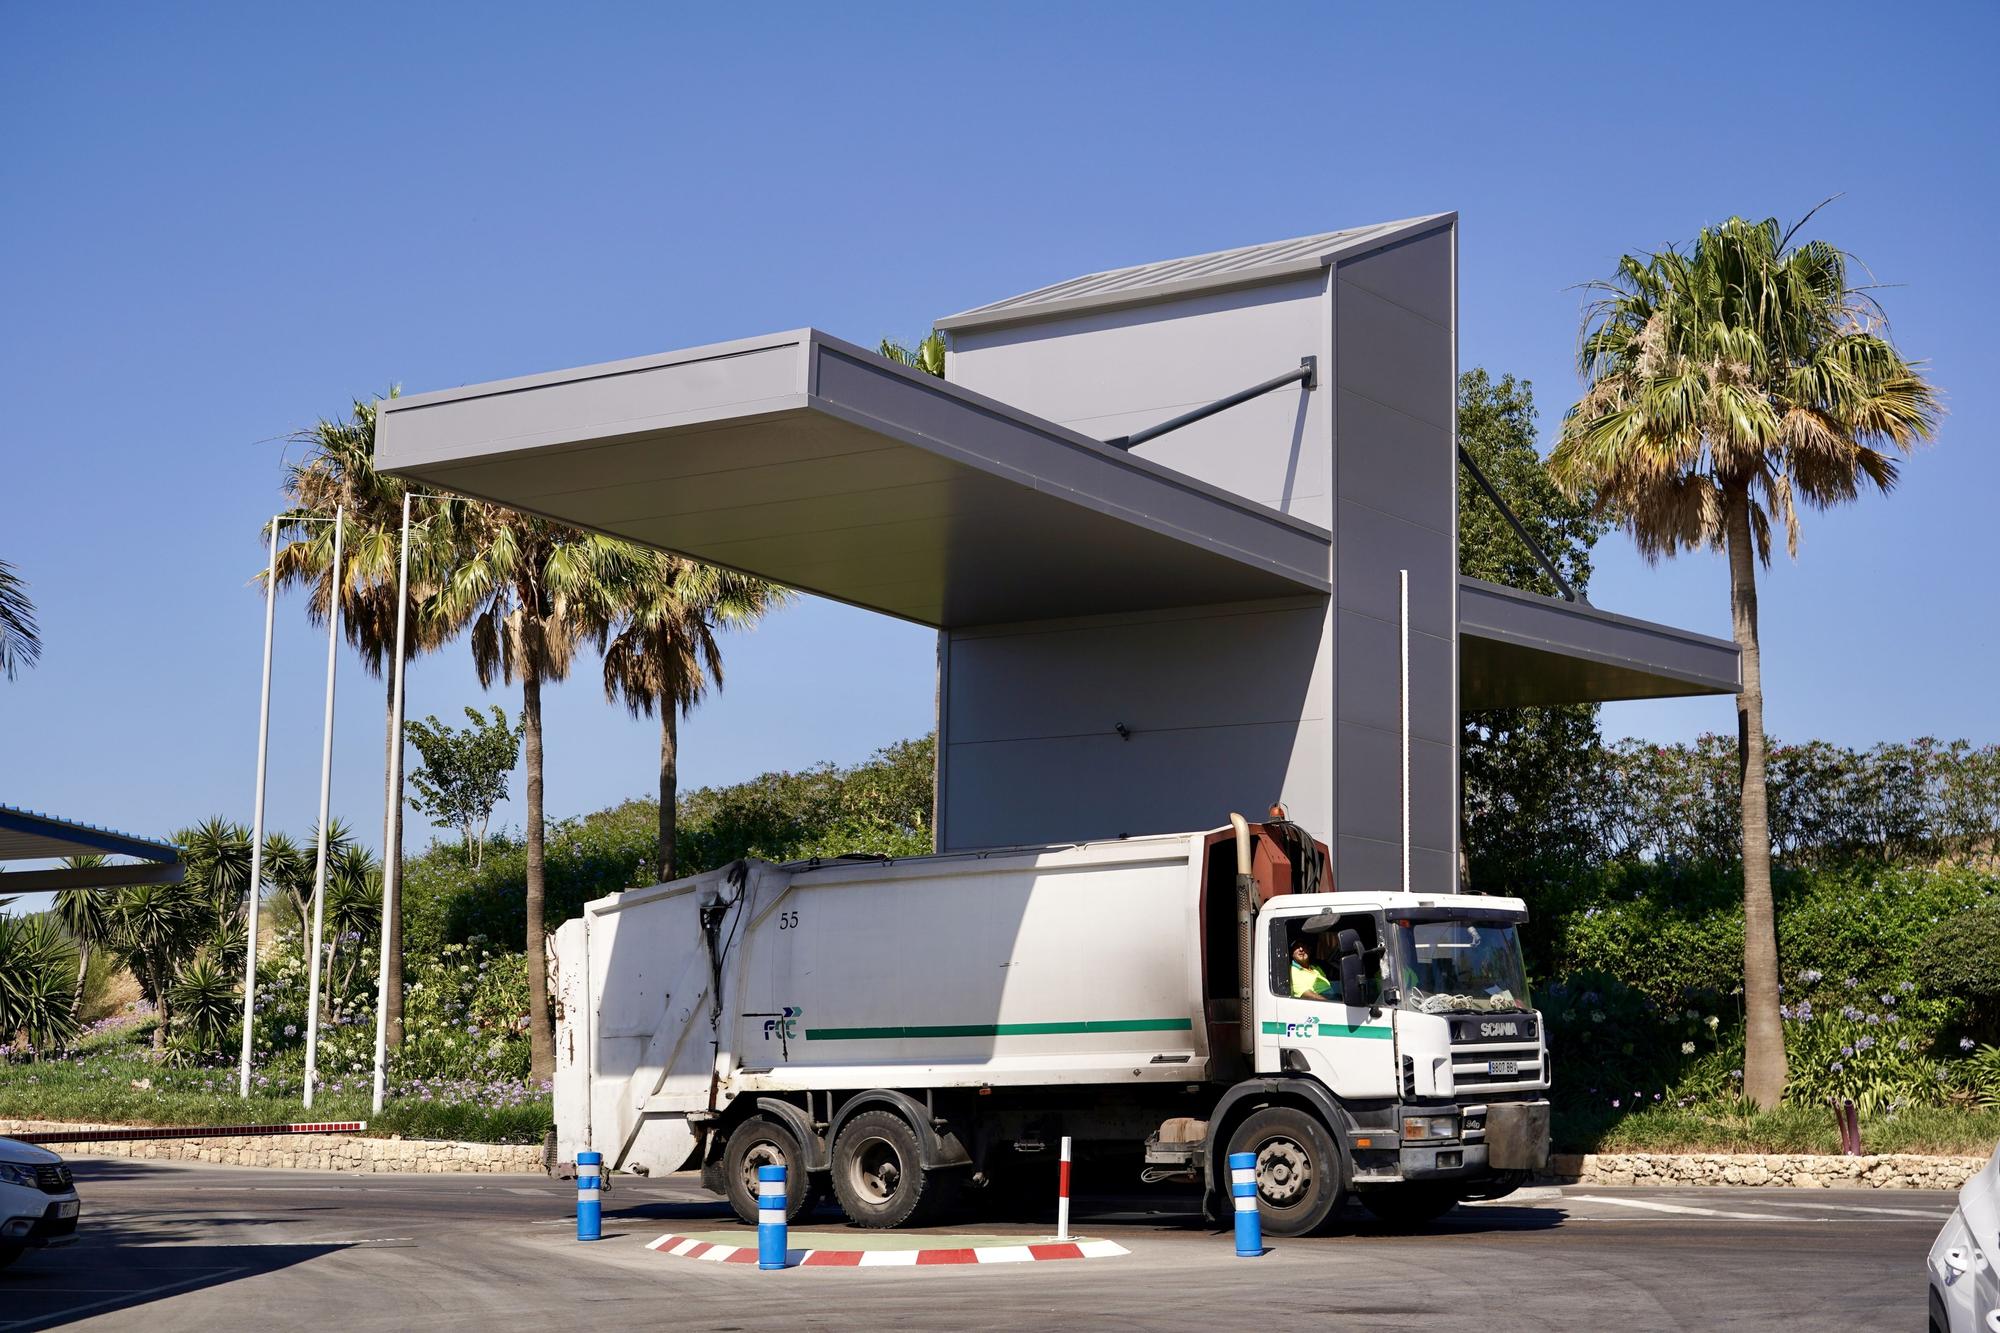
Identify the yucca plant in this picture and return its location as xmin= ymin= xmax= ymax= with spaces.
xmin=167 ymin=953 xmax=240 ymax=1057
xmin=0 ymin=913 xmax=81 ymax=1054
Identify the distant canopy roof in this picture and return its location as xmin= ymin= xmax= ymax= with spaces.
xmin=376 ymin=329 xmax=1330 ymax=627
xmin=0 ymin=805 xmax=183 ymax=894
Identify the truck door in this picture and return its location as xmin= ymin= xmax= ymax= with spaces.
xmin=1258 ymin=913 xmax=1398 ymax=1099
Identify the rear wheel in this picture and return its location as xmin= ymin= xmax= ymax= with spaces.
xmin=1359 ymin=1184 xmax=1460 ymax=1229
xmin=830 ymin=1108 xmax=953 ymax=1228
xmin=721 ymin=1116 xmax=821 ymax=1226
xmin=1225 ymin=1106 xmax=1345 ymax=1237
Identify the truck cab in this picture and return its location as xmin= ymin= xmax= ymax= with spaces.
xmin=1227 ymin=891 xmax=1551 ymax=1230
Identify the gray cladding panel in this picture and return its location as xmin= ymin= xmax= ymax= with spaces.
xmin=939 ymin=600 xmax=1332 ymax=850
xmin=946 ymin=278 xmax=1331 ymax=528
xmin=1337 ymin=836 xmax=1455 ymax=896
xmin=1336 ymin=724 xmax=1454 ymax=858
xmin=944 ymin=721 xmax=1329 ymax=852
xmin=1333 ymin=280 xmax=1453 ymax=434
xmin=1334 ymin=613 xmax=1453 ymax=745
xmin=1335 ymin=230 xmax=1453 ymax=328
xmin=1335 ymin=389 xmax=1452 ymax=537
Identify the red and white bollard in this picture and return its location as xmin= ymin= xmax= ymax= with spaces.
xmin=1056 ymin=1136 xmax=1072 ymax=1241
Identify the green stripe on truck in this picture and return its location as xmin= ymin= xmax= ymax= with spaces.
xmin=804 ymin=1017 xmax=1195 ymax=1041
xmin=1260 ymin=1020 xmax=1393 ymax=1039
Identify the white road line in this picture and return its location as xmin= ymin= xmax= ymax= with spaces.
xmin=0 ymin=1267 xmax=246 ymax=1329
xmin=1734 ymin=1199 xmax=1953 ymax=1220
xmin=1568 ymin=1194 xmax=1789 ymax=1221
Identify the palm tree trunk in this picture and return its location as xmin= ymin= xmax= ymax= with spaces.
xmin=657 ymin=703 xmax=678 ymax=884
xmin=383 ymin=668 xmax=405 ymax=1047
xmin=523 ymin=659 xmax=554 ymax=1082
xmin=72 ymin=946 xmax=89 ymax=1022
xmin=1726 ymin=485 xmax=1786 ymax=1109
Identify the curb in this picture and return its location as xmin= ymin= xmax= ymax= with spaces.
xmin=645 ymin=1233 xmax=1129 ymax=1267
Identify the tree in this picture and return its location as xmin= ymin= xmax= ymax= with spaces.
xmin=0 ymin=557 xmax=41 ymax=680
xmin=879 ymin=331 xmax=948 ymax=378
xmin=602 ymin=556 xmax=788 ymax=883
xmin=406 ymin=706 xmax=523 ymax=870
xmin=53 ymin=857 xmax=118 ymax=1019
xmin=274 ymin=394 xmax=468 ymax=1047
xmin=432 ymin=506 xmax=646 ymax=1079
xmin=1550 ymin=211 xmax=1941 ymax=1108
xmin=0 ymin=912 xmax=78 ymax=1053
xmin=1456 ymin=370 xmax=1609 ymax=883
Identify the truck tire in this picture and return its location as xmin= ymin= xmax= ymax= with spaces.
xmin=1359 ymin=1184 xmax=1459 ymax=1229
xmin=722 ymin=1116 xmax=821 ymax=1226
xmin=830 ymin=1108 xmax=952 ymax=1228
xmin=1226 ymin=1106 xmax=1345 ymax=1237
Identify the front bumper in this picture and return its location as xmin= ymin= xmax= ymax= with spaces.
xmin=3 ymin=1198 xmax=81 ymax=1247
xmin=1391 ymin=1098 xmax=1550 ymax=1181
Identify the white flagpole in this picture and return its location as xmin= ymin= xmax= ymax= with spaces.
xmin=1400 ymin=567 xmax=1411 ymax=894
xmin=371 ymin=492 xmax=413 ymax=1115
xmin=238 ymin=515 xmax=282 ymax=1097
xmin=303 ymin=507 xmax=343 ymax=1110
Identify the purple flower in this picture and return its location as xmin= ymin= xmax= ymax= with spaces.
xmin=1962 ymin=1038 xmax=1977 ymax=1052
xmin=1830 ymin=1061 xmax=1845 ymax=1073
xmin=1844 ymin=977 xmax=1860 ymax=989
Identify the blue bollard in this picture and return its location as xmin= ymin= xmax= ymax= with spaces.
xmin=757 ymin=1163 xmax=788 ymax=1270
xmin=1228 ymin=1150 xmax=1262 ymax=1256
xmin=577 ymin=1150 xmax=603 ymax=1241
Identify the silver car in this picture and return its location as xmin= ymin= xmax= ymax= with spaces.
xmin=1930 ymin=1143 xmax=2000 ymax=1332
xmin=0 ymin=1136 xmax=80 ymax=1270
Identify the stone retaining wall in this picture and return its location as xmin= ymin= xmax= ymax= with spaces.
xmin=1544 ymin=1151 xmax=1986 ymax=1191
xmin=0 ymin=1120 xmax=546 ymax=1174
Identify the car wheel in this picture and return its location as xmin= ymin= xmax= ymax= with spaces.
xmin=721 ymin=1116 xmax=820 ymax=1226
xmin=830 ymin=1108 xmax=951 ymax=1228
xmin=1225 ymin=1106 xmax=1346 ymax=1237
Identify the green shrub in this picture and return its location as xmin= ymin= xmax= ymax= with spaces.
xmin=1916 ymin=901 xmax=2000 ymax=1041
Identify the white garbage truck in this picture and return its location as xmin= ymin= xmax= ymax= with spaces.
xmin=549 ymin=815 xmax=1550 ymax=1235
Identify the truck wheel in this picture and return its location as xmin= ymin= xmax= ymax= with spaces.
xmin=1360 ymin=1184 xmax=1460 ymax=1229
xmin=831 ymin=1109 xmax=948 ymax=1228
xmin=1226 ymin=1106 xmax=1345 ymax=1237
xmin=722 ymin=1116 xmax=821 ymax=1226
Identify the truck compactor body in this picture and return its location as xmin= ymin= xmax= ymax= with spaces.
xmin=550 ymin=818 xmax=1550 ymax=1234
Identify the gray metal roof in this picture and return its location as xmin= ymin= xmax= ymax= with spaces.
xmin=0 ymin=805 xmax=181 ymax=864
xmin=935 ymin=214 xmax=1455 ymax=334
xmin=377 ymin=329 xmax=1331 ymax=627
xmin=1458 ymin=577 xmax=1739 ymax=708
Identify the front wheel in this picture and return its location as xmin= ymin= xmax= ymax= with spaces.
xmin=1225 ymin=1106 xmax=1346 ymax=1237
xmin=721 ymin=1116 xmax=821 ymax=1226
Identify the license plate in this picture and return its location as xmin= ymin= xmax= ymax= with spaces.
xmin=1487 ymin=1059 xmax=1519 ymax=1076
xmin=56 ymin=1201 xmax=79 ymax=1218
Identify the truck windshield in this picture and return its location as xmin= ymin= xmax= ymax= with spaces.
xmin=1395 ymin=920 xmax=1530 ymax=1014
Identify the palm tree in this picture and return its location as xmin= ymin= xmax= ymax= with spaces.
xmin=603 ymin=555 xmax=789 ymax=883
xmin=432 ymin=506 xmax=646 ymax=1079
xmin=273 ymin=395 xmax=467 ymax=1046
xmin=0 ymin=557 xmax=41 ymax=680
xmin=879 ymin=331 xmax=947 ymax=377
xmin=53 ymin=857 xmax=118 ymax=1019
xmin=1550 ymin=211 xmax=1940 ymax=1108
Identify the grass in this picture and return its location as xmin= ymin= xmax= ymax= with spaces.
xmin=1557 ymin=1100 xmax=2000 ymax=1156
xmin=0 ymin=1021 xmax=550 ymax=1146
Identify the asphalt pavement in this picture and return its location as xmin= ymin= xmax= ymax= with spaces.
xmin=0 ymin=1157 xmax=1948 ymax=1331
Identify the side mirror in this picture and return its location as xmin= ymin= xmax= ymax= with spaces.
xmin=1339 ymin=953 xmax=1371 ymax=1008
xmin=1336 ymin=928 xmax=1363 ymax=957
xmin=1300 ymin=911 xmax=1340 ymax=935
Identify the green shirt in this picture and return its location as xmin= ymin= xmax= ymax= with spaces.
xmin=1291 ymin=959 xmax=1333 ymax=999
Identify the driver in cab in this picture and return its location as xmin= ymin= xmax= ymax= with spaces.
xmin=1290 ymin=939 xmax=1335 ymax=1001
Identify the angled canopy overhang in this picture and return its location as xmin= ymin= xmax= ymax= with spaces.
xmin=0 ymin=805 xmax=183 ymax=893
xmin=1458 ymin=577 xmax=1740 ymax=709
xmin=376 ymin=330 xmax=1331 ymax=627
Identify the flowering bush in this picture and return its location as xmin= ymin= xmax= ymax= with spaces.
xmin=396 ymin=940 xmax=531 ymax=1080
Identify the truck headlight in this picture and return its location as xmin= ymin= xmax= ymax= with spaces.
xmin=0 ymin=1162 xmax=38 ymax=1189
xmin=1402 ymin=1115 xmax=1459 ymax=1142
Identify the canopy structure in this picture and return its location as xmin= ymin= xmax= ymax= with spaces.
xmin=378 ymin=329 xmax=1328 ymax=627
xmin=1458 ymin=578 xmax=1740 ymax=709
xmin=0 ymin=804 xmax=183 ymax=893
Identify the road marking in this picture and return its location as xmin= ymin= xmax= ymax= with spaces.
xmin=506 ymin=1187 xmax=557 ymax=1195
xmin=0 ymin=1267 xmax=246 ymax=1329
xmin=1727 ymin=1199 xmax=1952 ymax=1220
xmin=1568 ymin=1194 xmax=1787 ymax=1221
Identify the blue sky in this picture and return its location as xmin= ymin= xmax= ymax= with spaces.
xmin=2 ymin=3 xmax=1995 ymax=877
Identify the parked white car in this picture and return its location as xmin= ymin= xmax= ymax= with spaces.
xmin=0 ymin=1137 xmax=80 ymax=1269
xmin=1930 ymin=1143 xmax=2000 ymax=1332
